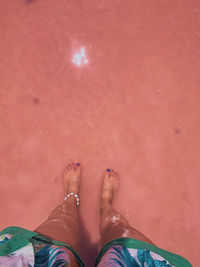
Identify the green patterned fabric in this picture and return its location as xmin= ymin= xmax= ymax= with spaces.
xmin=0 ymin=226 xmax=84 ymax=267
xmin=95 ymin=238 xmax=192 ymax=267
xmin=0 ymin=227 xmax=192 ymax=267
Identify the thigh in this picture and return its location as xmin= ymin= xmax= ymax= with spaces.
xmin=100 ymin=220 xmax=155 ymax=250
xmin=34 ymin=201 xmax=81 ymax=252
xmin=34 ymin=215 xmax=80 ymax=251
xmin=128 ymin=226 xmax=155 ymax=245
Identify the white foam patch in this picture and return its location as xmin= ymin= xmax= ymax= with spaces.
xmin=110 ymin=215 xmax=120 ymax=223
xmin=72 ymin=47 xmax=88 ymax=66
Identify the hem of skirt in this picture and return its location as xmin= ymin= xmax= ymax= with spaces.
xmin=0 ymin=226 xmax=85 ymax=267
xmin=95 ymin=237 xmax=192 ymax=267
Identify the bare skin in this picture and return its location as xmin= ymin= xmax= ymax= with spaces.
xmin=101 ymin=169 xmax=119 ymax=207
xmin=34 ymin=162 xmax=81 ymax=262
xmin=63 ymin=162 xmax=80 ymax=205
xmin=35 ymin=162 xmax=155 ymax=264
xmin=99 ymin=168 xmax=155 ymax=251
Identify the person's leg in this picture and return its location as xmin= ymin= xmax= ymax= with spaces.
xmin=34 ymin=163 xmax=81 ymax=254
xmin=99 ymin=169 xmax=155 ymax=251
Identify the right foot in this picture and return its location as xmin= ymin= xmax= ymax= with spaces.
xmin=101 ymin=169 xmax=119 ymax=209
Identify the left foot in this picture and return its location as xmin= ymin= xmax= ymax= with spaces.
xmin=63 ymin=162 xmax=81 ymax=196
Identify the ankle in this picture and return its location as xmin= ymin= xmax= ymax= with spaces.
xmin=101 ymin=199 xmax=112 ymax=214
xmin=65 ymin=192 xmax=80 ymax=206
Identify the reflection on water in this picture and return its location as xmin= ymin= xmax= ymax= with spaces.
xmin=73 ymin=47 xmax=88 ymax=67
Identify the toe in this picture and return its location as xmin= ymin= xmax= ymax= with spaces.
xmin=67 ymin=164 xmax=71 ymax=170
xmin=105 ymin=169 xmax=109 ymax=176
xmin=114 ymin=172 xmax=118 ymax=178
xmin=111 ymin=170 xmax=115 ymax=176
xmin=115 ymin=175 xmax=119 ymax=183
xmin=76 ymin=163 xmax=80 ymax=170
xmin=70 ymin=163 xmax=75 ymax=171
xmin=71 ymin=163 xmax=75 ymax=170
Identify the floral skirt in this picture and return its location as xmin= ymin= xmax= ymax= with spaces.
xmin=0 ymin=226 xmax=192 ymax=267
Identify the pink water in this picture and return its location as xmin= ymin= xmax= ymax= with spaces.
xmin=0 ymin=0 xmax=199 ymax=266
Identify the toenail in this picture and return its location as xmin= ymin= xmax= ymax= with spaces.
xmin=107 ymin=169 xmax=110 ymax=172
xmin=77 ymin=163 xmax=80 ymax=166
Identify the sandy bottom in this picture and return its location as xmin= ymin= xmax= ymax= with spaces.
xmin=0 ymin=0 xmax=199 ymax=266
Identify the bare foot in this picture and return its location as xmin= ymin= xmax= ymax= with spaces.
xmin=101 ymin=169 xmax=119 ymax=210
xmin=63 ymin=162 xmax=81 ymax=196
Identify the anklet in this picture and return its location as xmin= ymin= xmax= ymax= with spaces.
xmin=64 ymin=192 xmax=79 ymax=206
